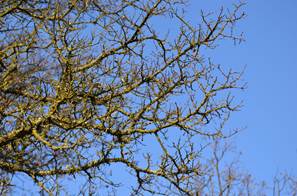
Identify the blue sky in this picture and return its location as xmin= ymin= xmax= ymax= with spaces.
xmin=236 ymin=0 xmax=297 ymax=181
xmin=186 ymin=0 xmax=297 ymax=183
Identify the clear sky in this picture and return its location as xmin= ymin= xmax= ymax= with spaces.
xmin=234 ymin=0 xmax=297 ymax=181
xmin=186 ymin=0 xmax=297 ymax=183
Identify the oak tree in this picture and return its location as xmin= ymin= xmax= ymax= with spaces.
xmin=0 ymin=0 xmax=246 ymax=195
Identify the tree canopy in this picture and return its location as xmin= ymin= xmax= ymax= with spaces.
xmin=0 ymin=0 xmax=264 ymax=195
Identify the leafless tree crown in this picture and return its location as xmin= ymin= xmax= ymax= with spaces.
xmin=0 ymin=0 xmax=247 ymax=195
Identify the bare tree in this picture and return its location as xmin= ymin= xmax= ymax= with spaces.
xmin=0 ymin=0 xmax=246 ymax=195
xmin=194 ymin=138 xmax=297 ymax=196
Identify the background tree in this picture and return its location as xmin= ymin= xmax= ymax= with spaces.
xmin=193 ymin=138 xmax=297 ymax=196
xmin=0 ymin=0 xmax=247 ymax=195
